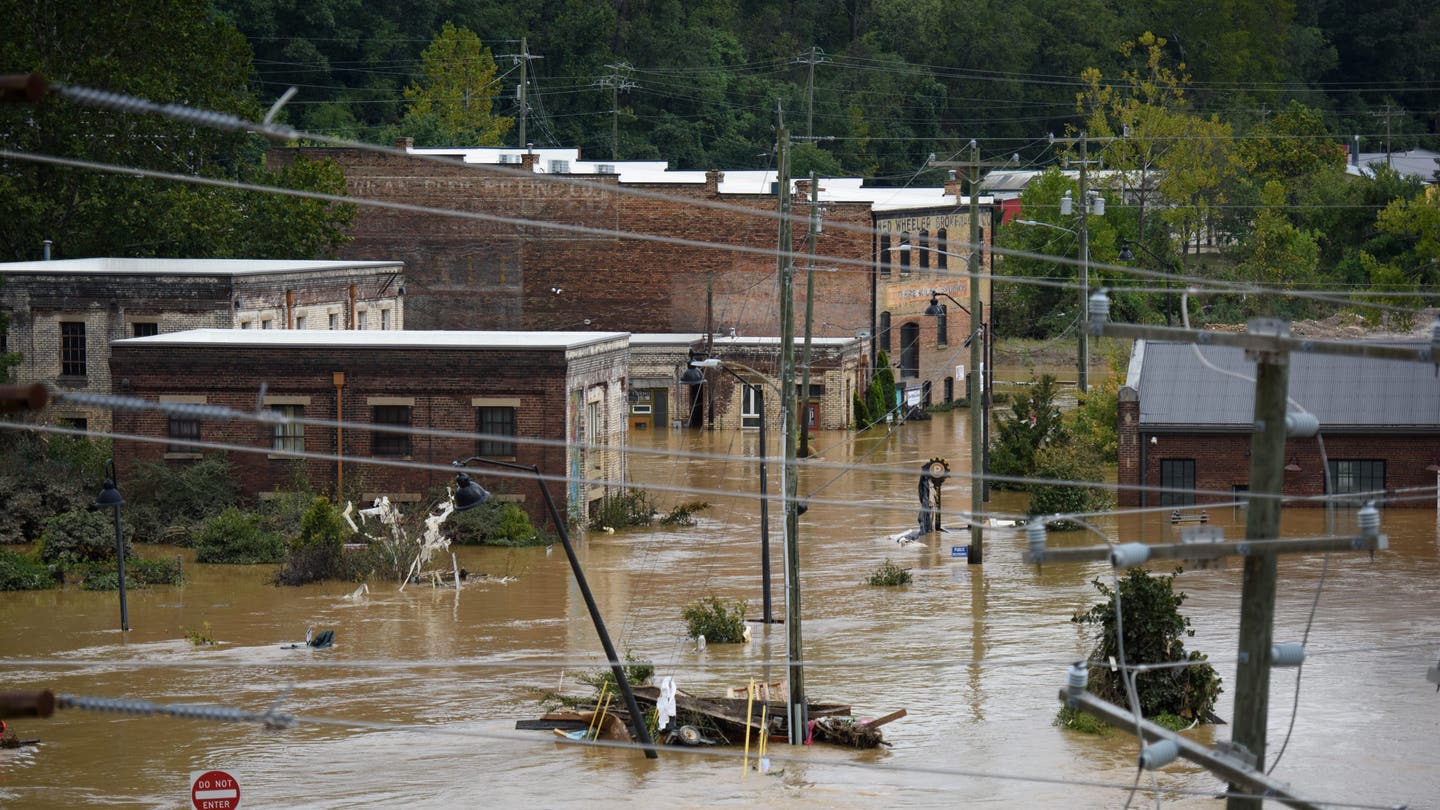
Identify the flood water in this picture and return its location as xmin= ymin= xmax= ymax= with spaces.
xmin=1 ymin=405 xmax=1437 ymax=808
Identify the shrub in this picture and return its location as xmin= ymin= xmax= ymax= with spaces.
xmin=990 ymin=374 xmax=1067 ymax=488
xmin=588 ymin=488 xmax=656 ymax=531
xmin=577 ymin=651 xmax=656 ymax=695
xmin=852 ymin=390 xmax=871 ymax=428
xmin=448 ymin=499 xmax=548 ymax=546
xmin=184 ymin=622 xmax=216 ymax=646
xmin=0 ymin=549 xmax=58 ymax=591
xmin=125 ymin=456 xmax=240 ymax=544
xmin=865 ymin=558 xmax=913 ymax=586
xmin=1070 ymin=568 xmax=1222 ymax=723
xmin=274 ymin=497 xmax=350 ymax=585
xmin=194 ymin=508 xmax=286 ymax=564
xmin=659 ymin=501 xmax=709 ymax=526
xmin=39 ymin=509 xmax=132 ymax=570
xmin=76 ymin=555 xmax=183 ymax=590
xmin=1027 ymin=443 xmax=1115 ymax=528
xmin=0 ymin=434 xmax=106 ymax=544
xmin=681 ymin=595 xmax=748 ymax=643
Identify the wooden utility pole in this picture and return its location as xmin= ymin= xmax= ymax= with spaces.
xmin=775 ymin=106 xmax=807 ymax=744
xmin=1370 ymin=103 xmax=1404 ymax=169
xmin=798 ymin=172 xmax=820 ymax=458
xmin=597 ymin=63 xmax=635 ymax=161
xmin=500 ymin=38 xmax=543 ymax=148
xmin=793 ymin=47 xmax=828 ymax=140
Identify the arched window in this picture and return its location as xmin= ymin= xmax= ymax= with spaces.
xmin=879 ymin=233 xmax=892 ymax=276
xmin=918 ymin=229 xmax=930 ymax=270
xmin=900 ymin=322 xmax=920 ymax=378
xmin=898 ymin=232 xmax=911 ymax=275
xmin=944 ymin=376 xmax=954 ymax=403
xmin=879 ymin=311 xmax=891 ymax=354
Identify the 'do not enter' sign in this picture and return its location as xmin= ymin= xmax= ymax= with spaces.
xmin=191 ymin=770 xmax=240 ymax=810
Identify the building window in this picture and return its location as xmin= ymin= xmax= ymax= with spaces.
xmin=899 ymin=322 xmax=920 ymax=378
xmin=1159 ymin=459 xmax=1196 ymax=506
xmin=59 ymin=322 xmax=87 ymax=376
xmin=586 ymin=400 xmax=602 ymax=442
xmin=58 ymin=416 xmax=88 ymax=433
xmin=879 ymin=234 xmax=892 ymax=276
xmin=372 ymin=405 xmax=411 ymax=456
xmin=358 ymin=310 xmax=368 ymax=330
xmin=295 ymin=315 xmax=306 ymax=330
xmin=381 ymin=309 xmax=391 ymax=330
xmin=741 ymin=384 xmax=762 ymax=429
xmin=328 ymin=313 xmax=338 ymax=330
xmin=132 ymin=322 xmax=159 ymax=338
xmin=261 ymin=318 xmax=273 ymax=329
xmin=943 ymin=376 xmax=954 ymax=403
xmin=918 ymin=229 xmax=930 ymax=270
xmin=476 ymin=406 xmax=516 ymax=457
xmin=936 ymin=305 xmax=948 ymax=347
xmin=898 ymin=232 xmax=911 ymax=275
xmin=168 ymin=415 xmax=200 ymax=453
xmin=630 ymin=390 xmax=652 ymax=415
xmin=272 ymin=404 xmax=305 ymax=454
xmin=241 ymin=321 xmax=252 ymax=329
xmin=879 ymin=311 xmax=891 ymax=354
xmin=1327 ymin=459 xmax=1384 ymax=505
xmin=937 ymin=229 xmax=948 ymax=270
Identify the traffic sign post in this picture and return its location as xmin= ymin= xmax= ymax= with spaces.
xmin=191 ymin=770 xmax=240 ymax=810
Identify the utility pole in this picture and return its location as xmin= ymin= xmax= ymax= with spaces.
xmin=930 ymin=144 xmax=1010 ymax=564
xmin=500 ymin=38 xmax=543 ymax=149
xmin=792 ymin=47 xmax=828 ymax=140
xmin=1371 ymin=103 xmax=1404 ymax=169
xmin=597 ymin=63 xmax=635 ymax=161
xmin=775 ymin=105 xmax=806 ymax=745
xmin=1048 ymin=132 xmax=1110 ymax=393
xmin=799 ymin=171 xmax=820 ymax=458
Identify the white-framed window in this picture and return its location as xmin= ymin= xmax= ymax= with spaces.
xmin=295 ymin=315 xmax=306 ymax=330
xmin=328 ymin=313 xmax=338 ymax=330
xmin=381 ymin=309 xmax=391 ymax=330
xmin=261 ymin=318 xmax=273 ymax=329
xmin=358 ymin=310 xmax=367 ymax=330
xmin=271 ymin=404 xmax=305 ymax=453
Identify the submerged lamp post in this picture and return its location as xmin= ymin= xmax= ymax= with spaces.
xmin=94 ymin=460 xmax=128 ymax=632
xmin=923 ymin=289 xmax=987 ymax=563
xmin=680 ymin=357 xmax=777 ymax=623
xmin=450 ymin=456 xmax=658 ymax=759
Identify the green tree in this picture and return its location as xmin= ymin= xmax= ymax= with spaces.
xmin=1236 ymin=182 xmax=1322 ymax=304
xmin=1027 ymin=442 xmax=1113 ymax=525
xmin=990 ymin=375 xmax=1067 ymax=488
xmin=275 ymin=497 xmax=349 ymax=585
xmin=401 ymin=23 xmax=513 ymax=146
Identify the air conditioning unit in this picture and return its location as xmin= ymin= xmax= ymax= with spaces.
xmin=548 ymin=160 xmax=571 ymax=173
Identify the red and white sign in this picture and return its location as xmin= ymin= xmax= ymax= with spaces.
xmin=190 ymin=770 xmax=241 ymax=810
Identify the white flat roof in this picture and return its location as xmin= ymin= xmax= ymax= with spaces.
xmin=0 ymin=258 xmax=401 ymax=276
xmin=113 ymin=329 xmax=629 ymax=351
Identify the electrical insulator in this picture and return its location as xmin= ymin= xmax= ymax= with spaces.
xmin=1271 ymin=642 xmax=1306 ymax=668
xmin=1027 ymin=519 xmax=1048 ymax=561
xmin=1357 ymin=501 xmax=1380 ymax=539
xmin=1110 ymin=542 xmax=1150 ymax=569
xmin=1284 ymin=412 xmax=1320 ymax=438
xmin=1138 ymin=739 xmax=1180 ymax=770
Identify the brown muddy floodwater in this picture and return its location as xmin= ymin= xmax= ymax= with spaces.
xmin=1 ymin=407 xmax=1437 ymax=809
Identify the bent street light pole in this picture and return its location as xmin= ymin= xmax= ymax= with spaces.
xmin=95 ymin=468 xmax=128 ymax=632
xmin=682 ymin=359 xmax=775 ymax=623
xmin=452 ymin=456 xmax=658 ymax=759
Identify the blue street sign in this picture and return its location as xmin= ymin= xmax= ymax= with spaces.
xmin=951 ymin=545 xmax=969 ymax=558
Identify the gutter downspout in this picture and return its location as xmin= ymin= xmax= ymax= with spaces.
xmin=286 ymin=289 xmax=295 ymax=329
xmin=333 ymin=371 xmax=345 ymax=500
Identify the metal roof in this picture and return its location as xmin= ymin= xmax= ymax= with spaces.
xmin=0 ymin=258 xmax=401 ymax=276
xmin=112 ymin=329 xmax=629 ymax=352
xmin=1131 ymin=340 xmax=1440 ymax=430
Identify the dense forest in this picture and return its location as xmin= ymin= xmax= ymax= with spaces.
xmin=2 ymin=0 xmax=1438 ymax=329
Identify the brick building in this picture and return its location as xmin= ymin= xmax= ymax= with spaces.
xmin=1117 ymin=340 xmax=1440 ymax=509
xmin=109 ymin=329 xmax=629 ymax=524
xmin=266 ymin=144 xmax=994 ymax=409
xmin=0 ymin=258 xmax=404 ymax=432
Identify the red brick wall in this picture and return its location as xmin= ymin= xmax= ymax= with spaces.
xmin=109 ymin=344 xmax=574 ymax=522
xmin=267 ymin=148 xmax=876 ymax=339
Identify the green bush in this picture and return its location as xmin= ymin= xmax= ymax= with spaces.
xmin=1070 ymin=568 xmax=1222 ymax=723
xmin=76 ymin=555 xmax=183 ymax=590
xmin=125 ymin=455 xmax=240 ymax=544
xmin=448 ymin=499 xmax=548 ymax=546
xmin=865 ymin=558 xmax=913 ymax=586
xmin=0 ymin=434 xmax=107 ymax=544
xmin=39 ymin=509 xmax=132 ymax=569
xmin=588 ymin=488 xmax=656 ymax=531
xmin=990 ymin=374 xmax=1068 ymax=489
xmin=681 ymin=595 xmax=748 ymax=643
xmin=659 ymin=501 xmax=709 ymax=526
xmin=577 ymin=651 xmax=656 ymax=695
xmin=1027 ymin=442 xmax=1115 ymax=527
xmin=274 ymin=497 xmax=350 ymax=585
xmin=852 ymin=390 xmax=871 ymax=427
xmin=0 ymin=549 xmax=58 ymax=590
xmin=195 ymin=507 xmax=286 ymax=564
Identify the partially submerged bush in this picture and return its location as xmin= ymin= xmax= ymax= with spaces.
xmin=195 ymin=507 xmax=286 ymax=564
xmin=274 ymin=497 xmax=351 ymax=585
xmin=125 ymin=455 xmax=240 ymax=544
xmin=865 ymin=558 xmax=912 ymax=586
xmin=76 ymin=556 xmax=183 ymax=590
xmin=577 ymin=651 xmax=656 ymax=695
xmin=588 ymin=488 xmax=656 ymax=531
xmin=682 ymin=595 xmax=748 ymax=643
xmin=659 ymin=501 xmax=709 ymax=526
xmin=0 ymin=549 xmax=58 ymax=591
xmin=0 ymin=434 xmax=107 ymax=544
xmin=39 ymin=510 xmax=132 ymax=569
xmin=448 ymin=499 xmax=547 ymax=546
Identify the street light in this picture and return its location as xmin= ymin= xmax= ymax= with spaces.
xmin=1117 ymin=240 xmax=1178 ymax=326
xmin=450 ymin=456 xmax=658 ymax=759
xmin=94 ymin=460 xmax=127 ymax=632
xmin=1013 ymin=217 xmax=1092 ymax=392
xmin=680 ymin=357 xmax=777 ymax=624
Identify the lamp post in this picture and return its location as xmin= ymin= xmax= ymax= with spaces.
xmin=1117 ymin=240 xmax=1178 ymax=326
xmin=1014 ymin=216 xmax=1096 ymax=392
xmin=679 ymin=357 xmax=778 ymax=624
xmin=94 ymin=460 xmax=127 ymax=632
xmin=923 ymin=290 xmax=987 ymax=564
xmin=450 ymin=456 xmax=658 ymax=759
